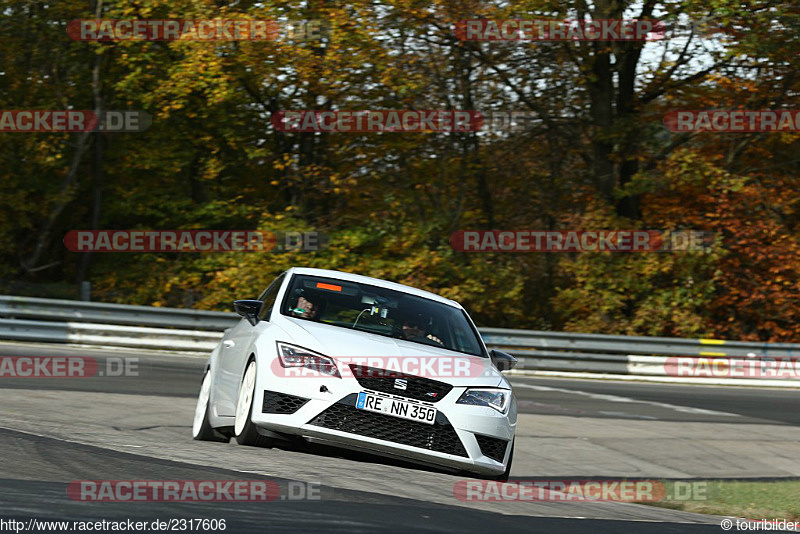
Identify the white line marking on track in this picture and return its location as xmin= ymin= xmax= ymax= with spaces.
xmin=512 ymin=383 xmax=741 ymax=417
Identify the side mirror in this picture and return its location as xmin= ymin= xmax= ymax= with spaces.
xmin=234 ymin=300 xmax=263 ymax=326
xmin=490 ymin=349 xmax=518 ymax=372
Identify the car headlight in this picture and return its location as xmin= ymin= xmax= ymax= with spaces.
xmin=276 ymin=342 xmax=340 ymax=378
xmin=456 ymin=388 xmax=510 ymax=413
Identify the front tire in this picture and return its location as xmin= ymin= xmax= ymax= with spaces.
xmin=234 ymin=360 xmax=273 ymax=447
xmin=192 ymin=369 xmax=228 ymax=442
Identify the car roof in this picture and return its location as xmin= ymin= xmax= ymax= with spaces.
xmin=286 ymin=267 xmax=462 ymax=308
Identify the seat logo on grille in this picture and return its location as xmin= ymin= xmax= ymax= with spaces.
xmin=393 ymin=378 xmax=408 ymax=390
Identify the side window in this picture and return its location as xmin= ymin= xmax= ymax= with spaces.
xmin=258 ymin=273 xmax=285 ymax=321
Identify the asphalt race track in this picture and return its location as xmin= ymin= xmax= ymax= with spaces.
xmin=2 ymin=342 xmax=799 ymax=533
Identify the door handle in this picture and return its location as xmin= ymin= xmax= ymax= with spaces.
xmin=223 ymin=340 xmax=235 ymax=349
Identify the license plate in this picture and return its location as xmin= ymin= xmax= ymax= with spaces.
xmin=356 ymin=392 xmax=437 ymax=425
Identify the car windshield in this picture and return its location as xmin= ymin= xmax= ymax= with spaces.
xmin=280 ymin=274 xmax=485 ymax=357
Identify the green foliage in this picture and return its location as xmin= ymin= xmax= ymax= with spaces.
xmin=1 ymin=0 xmax=798 ymax=339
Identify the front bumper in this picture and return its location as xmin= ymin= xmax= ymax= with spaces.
xmin=252 ymin=368 xmax=516 ymax=475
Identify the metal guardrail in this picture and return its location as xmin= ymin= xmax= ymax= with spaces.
xmin=482 ymin=328 xmax=800 ymax=387
xmin=0 ymin=295 xmax=234 ymax=352
xmin=0 ymin=319 xmax=224 ymax=352
xmin=0 ymin=295 xmax=236 ymax=331
xmin=0 ymin=296 xmax=798 ymax=386
xmin=481 ymin=327 xmax=800 ymax=358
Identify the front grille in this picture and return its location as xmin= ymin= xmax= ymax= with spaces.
xmin=262 ymin=390 xmax=310 ymax=414
xmin=309 ymin=395 xmax=468 ymax=457
xmin=475 ymin=434 xmax=509 ymax=463
xmin=349 ymin=365 xmax=453 ymax=403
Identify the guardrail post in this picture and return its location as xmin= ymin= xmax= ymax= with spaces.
xmin=80 ymin=281 xmax=91 ymax=302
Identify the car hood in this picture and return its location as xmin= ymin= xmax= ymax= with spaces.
xmin=272 ymin=317 xmax=505 ymax=388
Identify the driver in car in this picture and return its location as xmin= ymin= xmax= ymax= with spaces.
xmin=401 ymin=315 xmax=443 ymax=346
xmin=292 ymin=296 xmax=318 ymax=319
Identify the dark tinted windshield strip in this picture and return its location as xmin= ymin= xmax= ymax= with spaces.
xmin=279 ymin=274 xmax=484 ymax=357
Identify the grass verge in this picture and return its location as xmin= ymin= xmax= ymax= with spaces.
xmin=639 ymin=480 xmax=800 ymax=521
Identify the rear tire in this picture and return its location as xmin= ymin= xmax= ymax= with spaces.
xmin=234 ymin=360 xmax=273 ymax=447
xmin=192 ymin=370 xmax=228 ymax=442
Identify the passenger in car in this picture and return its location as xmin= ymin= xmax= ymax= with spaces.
xmin=401 ymin=316 xmax=443 ymax=346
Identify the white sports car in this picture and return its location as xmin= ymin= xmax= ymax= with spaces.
xmin=192 ymin=267 xmax=517 ymax=478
